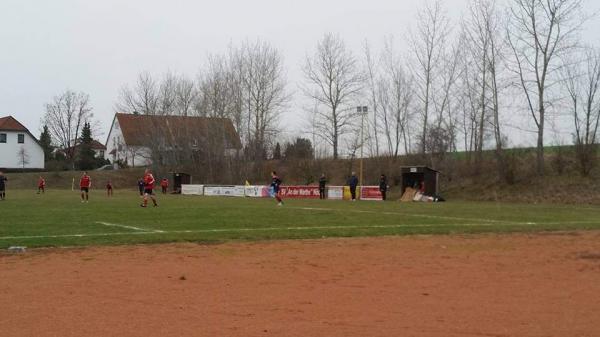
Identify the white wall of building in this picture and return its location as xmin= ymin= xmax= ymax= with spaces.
xmin=0 ymin=131 xmax=44 ymax=169
xmin=105 ymin=118 xmax=151 ymax=167
xmin=93 ymin=148 xmax=105 ymax=159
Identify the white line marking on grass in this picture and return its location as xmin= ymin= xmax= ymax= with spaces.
xmin=96 ymin=222 xmax=164 ymax=233
xmin=295 ymin=207 xmax=517 ymax=224
xmin=0 ymin=232 xmax=157 ymax=240
xmin=0 ymin=224 xmax=480 ymax=240
xmin=2 ymin=220 xmax=599 ymax=241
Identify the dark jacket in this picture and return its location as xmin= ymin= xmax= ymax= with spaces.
xmin=379 ymin=176 xmax=388 ymax=191
xmin=348 ymin=176 xmax=358 ymax=188
xmin=271 ymin=176 xmax=282 ymax=192
xmin=319 ymin=176 xmax=327 ymax=189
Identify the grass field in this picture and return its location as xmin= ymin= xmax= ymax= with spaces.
xmin=1 ymin=189 xmax=600 ymax=249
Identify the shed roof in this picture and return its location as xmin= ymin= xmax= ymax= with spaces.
xmin=401 ymin=166 xmax=440 ymax=173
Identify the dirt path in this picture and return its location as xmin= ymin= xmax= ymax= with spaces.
xmin=2 ymin=232 xmax=600 ymax=337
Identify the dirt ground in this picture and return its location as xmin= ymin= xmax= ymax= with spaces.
xmin=2 ymin=232 xmax=600 ymax=337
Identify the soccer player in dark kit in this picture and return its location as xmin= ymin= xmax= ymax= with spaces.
xmin=141 ymin=169 xmax=158 ymax=208
xmin=0 ymin=171 xmax=7 ymax=200
xmin=137 ymin=178 xmax=144 ymax=196
xmin=271 ymin=171 xmax=284 ymax=206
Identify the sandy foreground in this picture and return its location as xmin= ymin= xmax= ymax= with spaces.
xmin=1 ymin=232 xmax=600 ymax=337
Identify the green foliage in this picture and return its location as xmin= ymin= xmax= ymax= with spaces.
xmin=76 ymin=122 xmax=97 ymax=170
xmin=39 ymin=125 xmax=54 ymax=162
xmin=284 ymin=138 xmax=314 ymax=160
xmin=273 ymin=142 xmax=282 ymax=160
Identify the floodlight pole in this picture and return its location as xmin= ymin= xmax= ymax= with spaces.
xmin=358 ymin=106 xmax=368 ymax=188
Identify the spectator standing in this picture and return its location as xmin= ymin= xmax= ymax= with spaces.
xmin=348 ymin=172 xmax=358 ymax=201
xmin=379 ymin=174 xmax=388 ymax=201
xmin=319 ymin=173 xmax=327 ymax=200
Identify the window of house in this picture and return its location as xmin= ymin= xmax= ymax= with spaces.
xmin=99 ymin=150 xmax=105 ymax=157
xmin=0 ymin=133 xmax=6 ymax=143
xmin=17 ymin=134 xmax=25 ymax=144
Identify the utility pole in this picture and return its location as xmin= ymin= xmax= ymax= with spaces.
xmin=358 ymin=106 xmax=368 ymax=187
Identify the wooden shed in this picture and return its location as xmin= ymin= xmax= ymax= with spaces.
xmin=400 ymin=166 xmax=440 ymax=196
xmin=172 ymin=172 xmax=192 ymax=193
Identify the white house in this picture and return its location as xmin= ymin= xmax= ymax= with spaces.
xmin=105 ymin=113 xmax=242 ymax=167
xmin=0 ymin=116 xmax=45 ymax=169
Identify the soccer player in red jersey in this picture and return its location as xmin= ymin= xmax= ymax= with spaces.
xmin=160 ymin=178 xmax=169 ymax=194
xmin=106 ymin=180 xmax=113 ymax=197
xmin=37 ymin=176 xmax=46 ymax=194
xmin=80 ymin=172 xmax=91 ymax=203
xmin=141 ymin=168 xmax=158 ymax=207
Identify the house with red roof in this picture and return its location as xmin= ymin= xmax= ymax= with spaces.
xmin=105 ymin=113 xmax=241 ymax=167
xmin=61 ymin=139 xmax=107 ymax=159
xmin=0 ymin=116 xmax=45 ymax=169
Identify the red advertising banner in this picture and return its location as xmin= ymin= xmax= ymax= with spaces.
xmin=360 ymin=186 xmax=383 ymax=201
xmin=279 ymin=186 xmax=320 ymax=199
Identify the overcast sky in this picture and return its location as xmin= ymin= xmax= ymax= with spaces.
xmin=1 ymin=0 xmax=600 ymax=147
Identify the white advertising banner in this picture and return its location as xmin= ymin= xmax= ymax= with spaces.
xmin=204 ymin=185 xmax=246 ymax=197
xmin=244 ymin=185 xmax=270 ymax=198
xmin=181 ymin=184 xmax=204 ymax=196
xmin=327 ymin=186 xmax=344 ymax=200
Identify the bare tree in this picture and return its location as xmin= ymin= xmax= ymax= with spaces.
xmin=378 ymin=37 xmax=414 ymax=157
xmin=43 ymin=90 xmax=93 ymax=167
xmin=461 ymin=0 xmax=508 ymax=177
xmin=157 ymin=72 xmax=178 ymax=115
xmin=199 ymin=41 xmax=288 ymax=160
xmin=409 ymin=0 xmax=451 ymax=154
xmin=115 ymin=72 xmax=158 ymax=115
xmin=240 ymin=40 xmax=289 ymax=160
xmin=562 ymin=47 xmax=600 ymax=175
xmin=507 ymin=0 xmax=586 ymax=175
xmin=197 ymin=55 xmax=233 ymax=119
xmin=117 ymin=72 xmax=198 ymax=117
xmin=302 ymin=33 xmax=364 ymax=159
xmin=16 ymin=147 xmax=30 ymax=170
xmin=364 ymin=40 xmax=381 ymax=157
xmin=433 ymin=39 xmax=462 ymax=152
xmin=175 ymin=76 xmax=197 ymax=116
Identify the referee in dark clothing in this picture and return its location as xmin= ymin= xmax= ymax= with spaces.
xmin=348 ymin=172 xmax=358 ymax=201
xmin=319 ymin=173 xmax=327 ymax=200
xmin=379 ymin=174 xmax=388 ymax=201
xmin=0 ymin=171 xmax=7 ymax=200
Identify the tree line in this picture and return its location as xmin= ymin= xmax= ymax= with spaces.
xmin=40 ymin=0 xmax=599 ymax=180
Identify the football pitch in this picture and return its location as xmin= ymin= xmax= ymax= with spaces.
xmin=2 ymin=189 xmax=600 ymax=249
